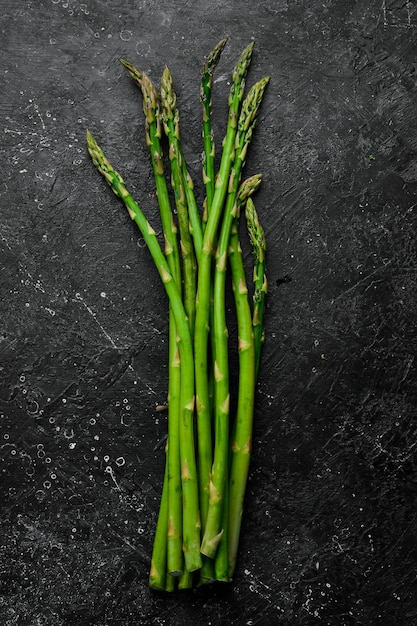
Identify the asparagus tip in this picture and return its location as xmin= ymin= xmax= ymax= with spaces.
xmin=120 ymin=58 xmax=146 ymax=86
xmin=86 ymin=129 xmax=97 ymax=152
xmin=120 ymin=58 xmax=133 ymax=71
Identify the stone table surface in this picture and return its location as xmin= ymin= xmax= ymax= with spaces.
xmin=2 ymin=1 xmax=417 ymax=624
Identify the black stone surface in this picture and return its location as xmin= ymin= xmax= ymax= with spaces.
xmin=2 ymin=1 xmax=417 ymax=624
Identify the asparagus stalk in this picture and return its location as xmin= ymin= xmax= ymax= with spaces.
xmin=226 ymin=184 xmax=269 ymax=579
xmin=199 ymin=41 xmax=228 ymax=501
xmin=194 ymin=41 xmax=254 ymax=546
xmin=210 ymin=180 xmax=262 ymax=580
xmin=160 ymin=66 xmax=197 ymax=334
xmin=86 ymin=132 xmax=202 ymax=573
xmin=245 ymin=197 xmax=267 ymax=381
xmin=149 ymin=442 xmax=169 ymax=590
xmin=120 ymin=60 xmax=186 ymax=576
xmin=213 ymin=463 xmax=230 ymax=581
xmin=166 ymin=318 xmax=184 ymax=577
xmin=200 ymin=37 xmax=228 ymax=224
xmin=200 ymin=76 xmax=269 ymax=558
xmin=200 ymin=175 xmax=262 ymax=560
xmin=157 ymin=64 xmax=217 ymax=578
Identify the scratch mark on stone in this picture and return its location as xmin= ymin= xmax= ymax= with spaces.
xmin=331 ymin=261 xmax=392 ymax=304
xmin=244 ymin=567 xmax=274 ymax=603
xmin=0 ymin=232 xmax=12 ymax=250
xmin=214 ymin=72 xmax=229 ymax=85
xmin=382 ymin=0 xmax=415 ymax=28
xmin=105 ymin=465 xmax=121 ymax=490
xmin=73 ymin=292 xmax=157 ymax=394
xmin=382 ymin=0 xmax=387 ymax=27
xmin=74 ymin=292 xmax=121 ymax=350
xmin=33 ymin=100 xmax=46 ymax=131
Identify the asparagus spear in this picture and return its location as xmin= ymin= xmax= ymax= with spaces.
xmin=166 ymin=321 xmax=184 ymax=577
xmin=212 ymin=190 xmax=268 ymax=580
xmin=148 ymin=442 xmax=169 ymax=590
xmin=211 ymin=180 xmax=262 ymax=581
xmin=200 ymin=175 xmax=262 ymax=560
xmin=194 ymin=41 xmax=254 ymax=548
xmin=201 ymin=76 xmax=269 ymax=558
xmin=213 ymin=460 xmax=230 ymax=581
xmin=199 ymin=41 xmax=228 ymax=500
xmin=200 ymin=37 xmax=228 ymax=224
xmin=161 ymin=66 xmax=215 ymax=578
xmin=160 ymin=66 xmax=197 ymax=334
xmin=245 ymin=197 xmax=267 ymax=381
xmin=120 ymin=60 xmax=186 ymax=577
xmin=226 ymin=189 xmax=270 ymax=579
xmin=86 ymin=132 xmax=202 ymax=573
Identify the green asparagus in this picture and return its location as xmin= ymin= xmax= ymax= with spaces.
xmin=87 ymin=39 xmax=273 ymax=589
xmin=200 ymin=75 xmax=270 ymax=559
xmin=193 ymin=42 xmax=254 ymax=556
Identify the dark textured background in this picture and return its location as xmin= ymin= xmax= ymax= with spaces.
xmin=2 ymin=1 xmax=417 ymax=624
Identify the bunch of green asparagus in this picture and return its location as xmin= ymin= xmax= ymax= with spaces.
xmin=87 ymin=38 xmax=269 ymax=590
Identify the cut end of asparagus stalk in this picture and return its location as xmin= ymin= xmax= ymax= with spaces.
xmin=178 ymin=570 xmax=194 ymax=590
xmin=149 ymin=560 xmax=166 ymax=591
